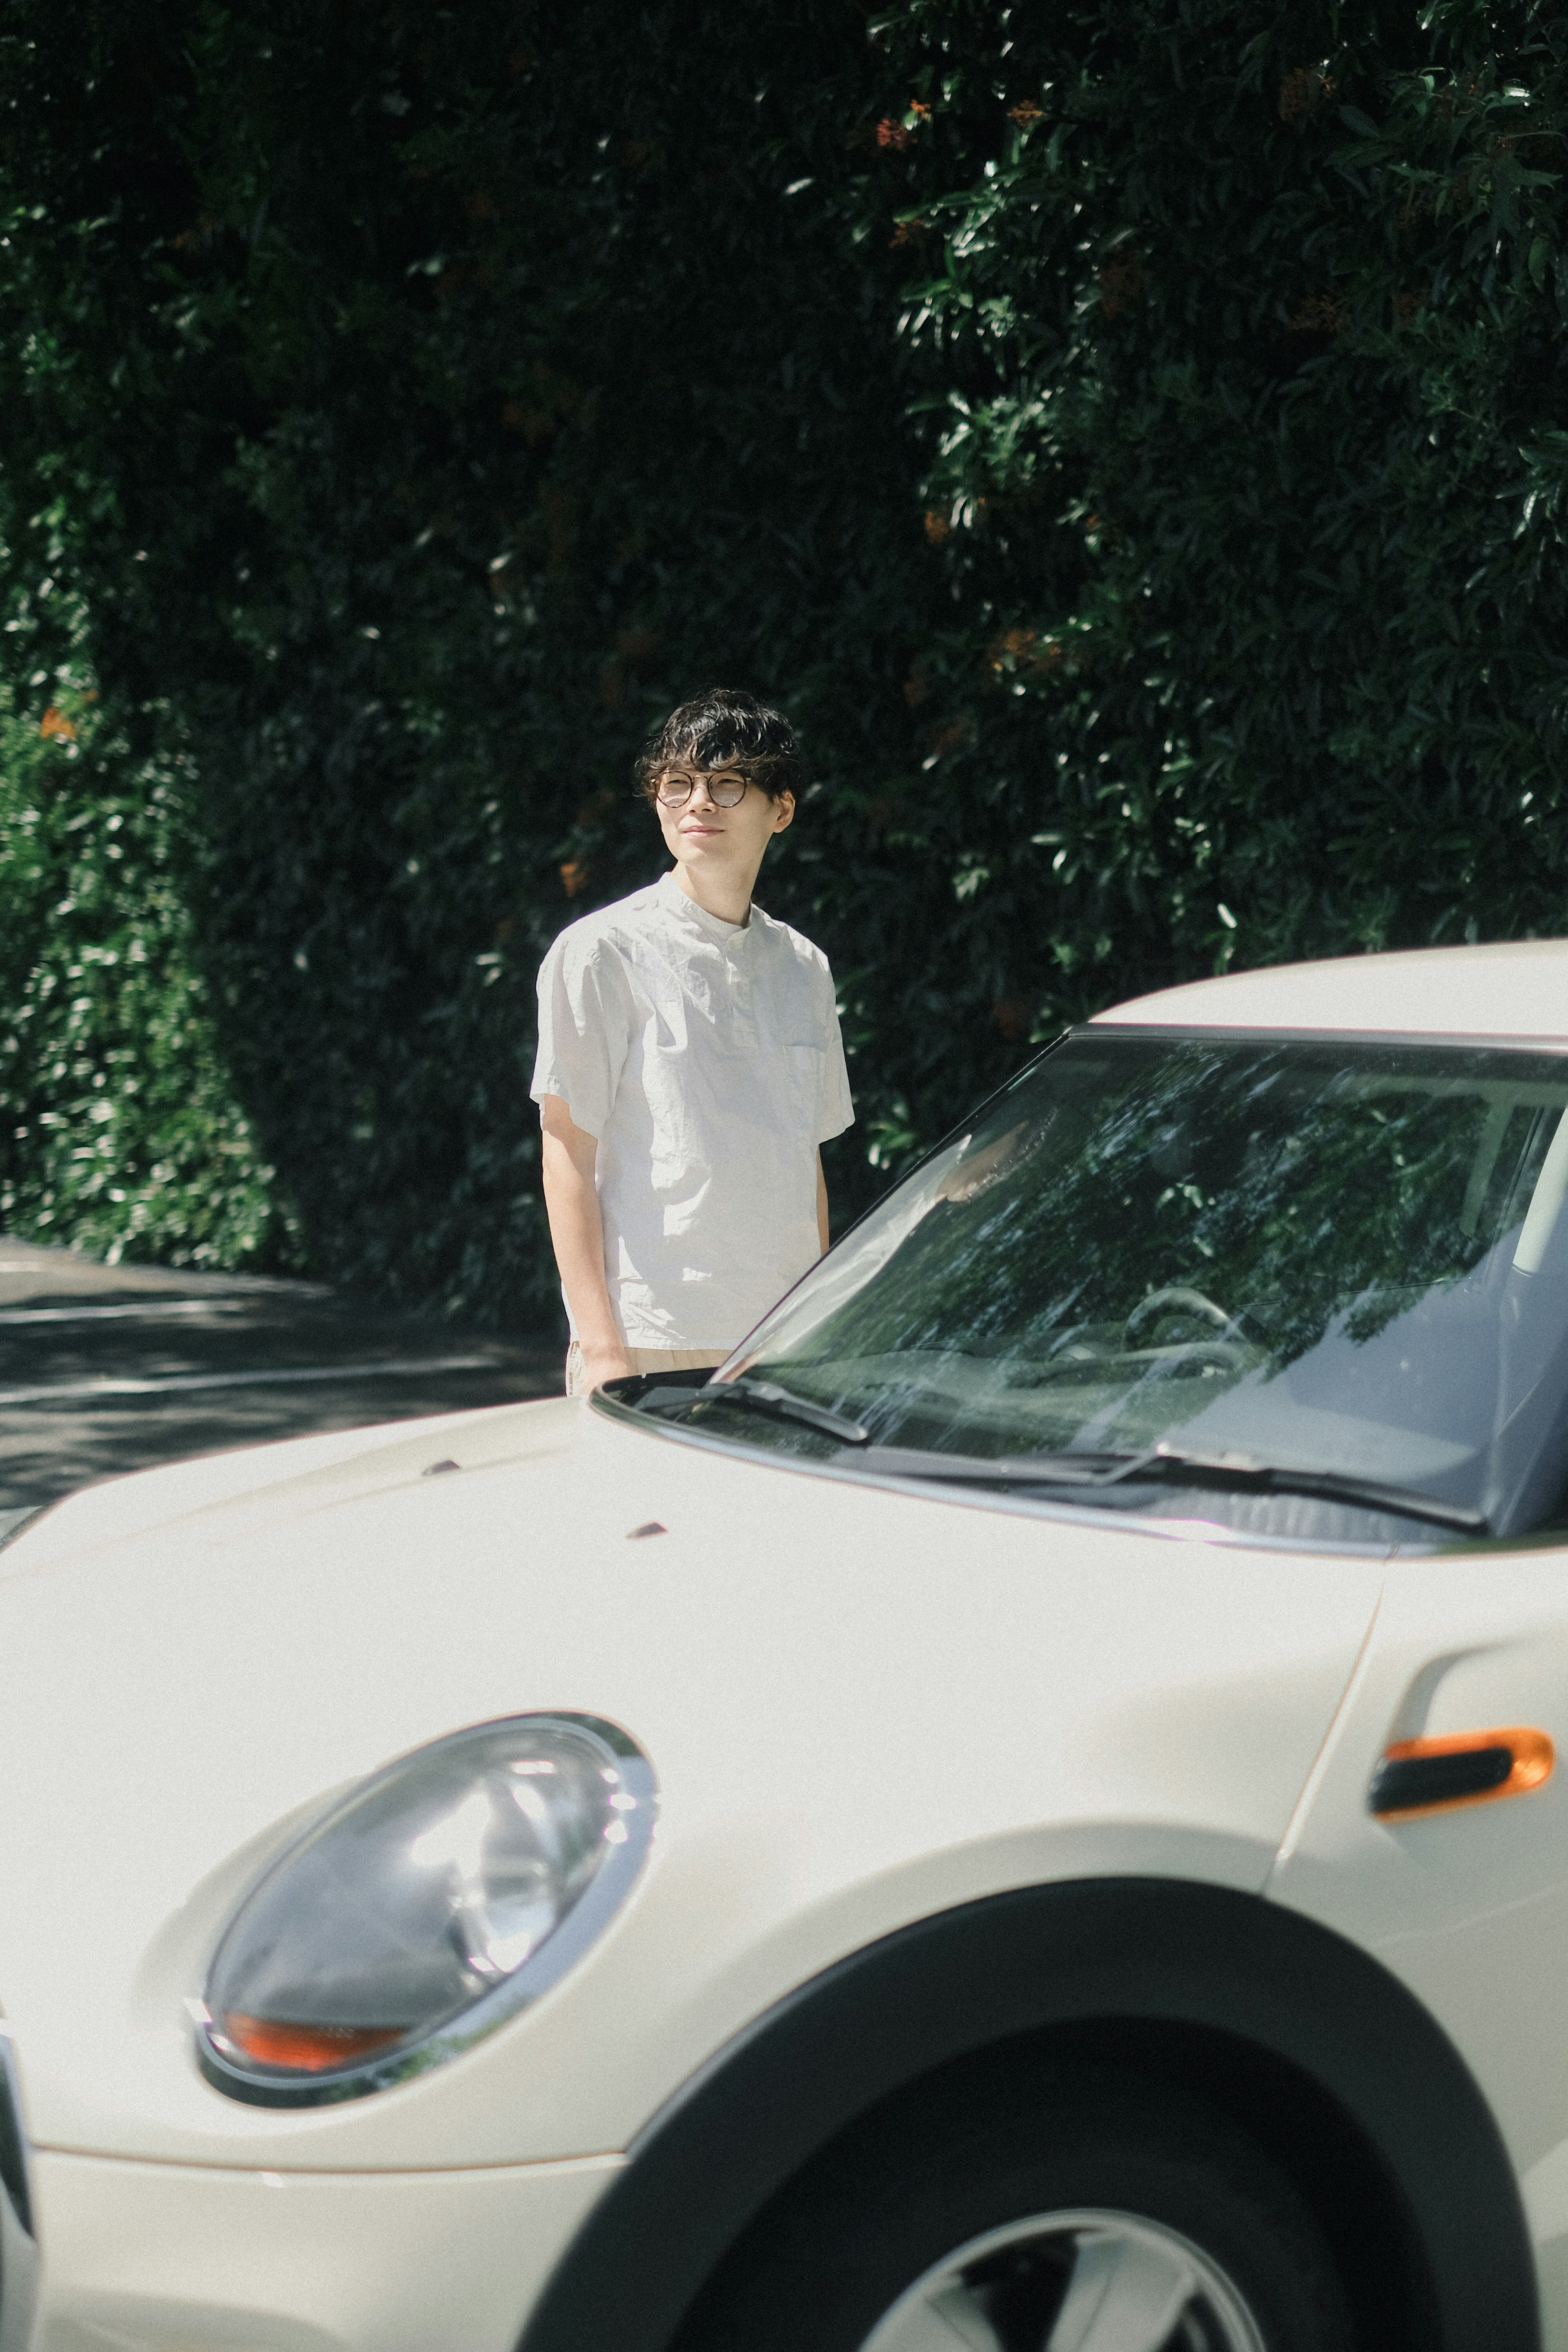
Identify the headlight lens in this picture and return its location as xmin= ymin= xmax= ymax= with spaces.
xmin=197 ymin=1713 xmax=655 ymax=2106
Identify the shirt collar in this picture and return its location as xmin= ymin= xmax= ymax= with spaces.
xmin=656 ymin=868 xmax=750 ymax=944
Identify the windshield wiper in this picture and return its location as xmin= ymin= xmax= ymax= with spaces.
xmin=850 ymin=1446 xmax=1131 ymax=1486
xmin=1106 ymin=1442 xmax=1488 ymax=1535
xmin=693 ymin=1375 xmax=870 ymax=1447
xmin=846 ymin=1440 xmax=1486 ymax=1535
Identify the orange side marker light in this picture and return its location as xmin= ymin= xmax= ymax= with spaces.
xmin=1370 ymin=1727 xmax=1555 ymax=1822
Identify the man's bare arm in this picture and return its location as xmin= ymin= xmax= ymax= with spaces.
xmin=817 ymin=1149 xmax=830 ymax=1255
xmin=539 ymin=1094 xmax=633 ymax=1390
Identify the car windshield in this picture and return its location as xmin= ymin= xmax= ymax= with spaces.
xmin=691 ymin=1030 xmax=1568 ymax=1546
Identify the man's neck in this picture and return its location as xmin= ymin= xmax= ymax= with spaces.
xmin=673 ymin=861 xmax=759 ymax=927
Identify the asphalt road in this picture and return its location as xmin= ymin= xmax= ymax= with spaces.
xmin=0 ymin=1238 xmax=564 ymax=1512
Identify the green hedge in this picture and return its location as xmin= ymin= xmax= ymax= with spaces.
xmin=2 ymin=1 xmax=1565 ymax=1319
xmin=0 ymin=566 xmax=290 ymax=1265
xmin=864 ymin=0 xmax=1568 ymax=996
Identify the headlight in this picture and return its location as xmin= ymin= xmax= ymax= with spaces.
xmin=195 ymin=1713 xmax=655 ymax=2107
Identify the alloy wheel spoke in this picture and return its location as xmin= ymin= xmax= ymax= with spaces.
xmin=864 ymin=2280 xmax=1005 ymax=2352
xmin=1045 ymin=2227 xmax=1200 ymax=2352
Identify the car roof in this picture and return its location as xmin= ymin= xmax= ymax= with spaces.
xmin=1093 ymin=938 xmax=1568 ymax=1041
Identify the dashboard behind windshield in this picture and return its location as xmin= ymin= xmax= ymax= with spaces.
xmin=701 ymin=1029 xmax=1568 ymax=1546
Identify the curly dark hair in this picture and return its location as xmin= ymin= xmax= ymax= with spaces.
xmin=633 ymin=688 xmax=803 ymax=805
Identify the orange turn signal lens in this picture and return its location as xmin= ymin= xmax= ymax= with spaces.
xmin=1370 ymin=1726 xmax=1555 ymax=1822
xmin=222 ymin=2014 xmax=407 ymax=2074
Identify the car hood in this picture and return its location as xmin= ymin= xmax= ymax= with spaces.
xmin=0 ymin=1396 xmax=1385 ymax=2170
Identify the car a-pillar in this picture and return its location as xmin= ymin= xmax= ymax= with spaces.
xmin=516 ymin=1878 xmax=1537 ymax=2352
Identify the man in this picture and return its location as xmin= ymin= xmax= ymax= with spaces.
xmin=532 ymin=688 xmax=854 ymax=1394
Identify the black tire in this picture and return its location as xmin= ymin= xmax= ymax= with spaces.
xmin=673 ymin=2064 xmax=1357 ymax=2352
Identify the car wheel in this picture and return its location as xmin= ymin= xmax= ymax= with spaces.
xmin=675 ymin=2068 xmax=1356 ymax=2352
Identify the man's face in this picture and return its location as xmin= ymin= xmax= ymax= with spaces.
xmin=653 ymin=765 xmax=794 ymax=877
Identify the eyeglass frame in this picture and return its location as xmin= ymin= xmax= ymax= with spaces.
xmin=652 ymin=766 xmax=753 ymax=809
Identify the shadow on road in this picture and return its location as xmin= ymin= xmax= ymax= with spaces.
xmin=0 ymin=1239 xmax=564 ymax=1509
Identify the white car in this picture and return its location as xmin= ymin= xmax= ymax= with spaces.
xmin=3 ymin=938 xmax=1568 ymax=2352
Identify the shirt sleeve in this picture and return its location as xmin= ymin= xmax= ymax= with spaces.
xmin=814 ymin=960 xmax=855 ymax=1144
xmin=530 ymin=924 xmax=631 ymax=1140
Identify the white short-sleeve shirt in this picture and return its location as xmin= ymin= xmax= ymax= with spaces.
xmin=532 ymin=871 xmax=855 ymax=1348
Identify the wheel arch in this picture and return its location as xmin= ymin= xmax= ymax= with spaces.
xmin=515 ymin=1877 xmax=1537 ymax=2352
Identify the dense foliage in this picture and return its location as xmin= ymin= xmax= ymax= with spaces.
xmin=2 ymin=1 xmax=1566 ymax=1319
xmin=0 ymin=567 xmax=287 ymax=1265
xmin=864 ymin=0 xmax=1568 ymax=992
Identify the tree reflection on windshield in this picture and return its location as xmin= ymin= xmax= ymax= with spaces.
xmin=727 ymin=1033 xmax=1568 ymax=1544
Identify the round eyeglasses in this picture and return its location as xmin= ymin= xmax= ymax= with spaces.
xmin=654 ymin=768 xmax=750 ymax=809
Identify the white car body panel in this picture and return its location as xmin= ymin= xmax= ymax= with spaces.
xmin=0 ymin=1404 xmax=1381 ymax=2173
xmin=1097 ymin=937 xmax=1568 ymax=1040
xmin=29 ymin=2150 xmax=619 ymax=2352
xmin=1270 ymin=1547 xmax=1568 ymax=2345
